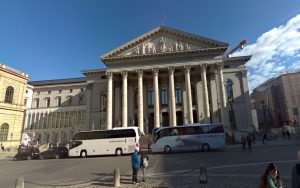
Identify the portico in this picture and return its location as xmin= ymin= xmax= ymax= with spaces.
xmin=83 ymin=25 xmax=253 ymax=135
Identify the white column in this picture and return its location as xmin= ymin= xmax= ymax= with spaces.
xmin=153 ymin=68 xmax=160 ymax=128
xmin=168 ymin=67 xmax=176 ymax=126
xmin=121 ymin=71 xmax=128 ymax=127
xmin=137 ymin=70 xmax=144 ymax=133
xmin=200 ymin=64 xmax=210 ymax=123
xmin=184 ymin=65 xmax=193 ymax=124
xmin=217 ymin=62 xmax=228 ymax=127
xmin=106 ymin=72 xmax=113 ymax=130
xmin=24 ymin=113 xmax=29 ymax=130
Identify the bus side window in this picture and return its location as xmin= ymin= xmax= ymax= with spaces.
xmin=159 ymin=129 xmax=170 ymax=138
xmin=171 ymin=128 xmax=178 ymax=136
xmin=178 ymin=127 xmax=187 ymax=135
xmin=194 ymin=127 xmax=204 ymax=134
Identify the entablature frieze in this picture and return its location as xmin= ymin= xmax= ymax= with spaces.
xmin=33 ymin=83 xmax=87 ymax=90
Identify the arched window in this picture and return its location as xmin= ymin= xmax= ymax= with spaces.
xmin=148 ymin=87 xmax=154 ymax=108
xmin=100 ymin=91 xmax=107 ymax=112
xmin=175 ymin=85 xmax=182 ymax=106
xmin=0 ymin=123 xmax=9 ymax=141
xmin=5 ymin=86 xmax=14 ymax=103
xmin=161 ymin=86 xmax=168 ymax=107
xmin=191 ymin=85 xmax=196 ymax=105
xmin=225 ymin=80 xmax=234 ymax=103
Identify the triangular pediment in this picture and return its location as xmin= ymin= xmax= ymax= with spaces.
xmin=101 ymin=26 xmax=228 ymax=63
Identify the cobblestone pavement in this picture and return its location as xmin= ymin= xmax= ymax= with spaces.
xmin=24 ymin=175 xmax=291 ymax=188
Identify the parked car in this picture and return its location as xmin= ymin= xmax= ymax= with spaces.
xmin=13 ymin=147 xmax=40 ymax=160
xmin=39 ymin=146 xmax=68 ymax=159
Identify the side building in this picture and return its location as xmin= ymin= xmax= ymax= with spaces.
xmin=251 ymin=70 xmax=300 ymax=129
xmin=0 ymin=64 xmax=29 ymax=148
xmin=23 ymin=77 xmax=87 ymax=146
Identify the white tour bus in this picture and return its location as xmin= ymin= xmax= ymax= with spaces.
xmin=69 ymin=127 xmax=140 ymax=157
xmin=150 ymin=123 xmax=225 ymax=153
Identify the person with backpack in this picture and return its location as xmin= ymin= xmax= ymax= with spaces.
xmin=140 ymin=151 xmax=149 ymax=182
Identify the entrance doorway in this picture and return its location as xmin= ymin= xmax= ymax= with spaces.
xmin=148 ymin=113 xmax=154 ymax=133
xmin=162 ymin=112 xmax=169 ymax=126
xmin=193 ymin=110 xmax=198 ymax=123
xmin=176 ymin=111 xmax=183 ymax=125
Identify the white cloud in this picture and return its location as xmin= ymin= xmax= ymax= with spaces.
xmin=233 ymin=14 xmax=300 ymax=91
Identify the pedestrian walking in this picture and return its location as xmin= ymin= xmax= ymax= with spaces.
xmin=246 ymin=135 xmax=252 ymax=152
xmin=282 ymin=127 xmax=286 ymax=139
xmin=241 ymin=135 xmax=246 ymax=151
xmin=140 ymin=151 xmax=149 ymax=182
xmin=286 ymin=129 xmax=291 ymax=140
xmin=252 ymin=132 xmax=256 ymax=144
xmin=262 ymin=132 xmax=268 ymax=145
xmin=291 ymin=150 xmax=300 ymax=188
xmin=131 ymin=149 xmax=140 ymax=184
xmin=258 ymin=163 xmax=283 ymax=188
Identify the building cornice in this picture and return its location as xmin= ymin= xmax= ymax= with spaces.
xmin=0 ymin=64 xmax=29 ymax=80
xmin=102 ymin=47 xmax=227 ymax=63
xmin=32 ymin=82 xmax=87 ymax=90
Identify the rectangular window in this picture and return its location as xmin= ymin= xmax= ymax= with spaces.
xmin=69 ymin=89 xmax=73 ymax=93
xmin=35 ymin=99 xmax=40 ymax=108
xmin=48 ymin=91 xmax=51 ymax=94
xmin=57 ymin=97 xmax=61 ymax=106
xmin=24 ymin=99 xmax=27 ymax=106
xmin=58 ymin=90 xmax=62 ymax=94
xmin=46 ymin=98 xmax=50 ymax=107
xmin=68 ymin=96 xmax=72 ymax=106
xmin=79 ymin=96 xmax=84 ymax=105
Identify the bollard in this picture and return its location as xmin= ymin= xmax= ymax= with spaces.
xmin=114 ymin=168 xmax=120 ymax=187
xmin=198 ymin=164 xmax=207 ymax=184
xmin=15 ymin=177 xmax=24 ymax=188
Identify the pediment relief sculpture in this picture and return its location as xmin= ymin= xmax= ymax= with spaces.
xmin=122 ymin=36 xmax=195 ymax=56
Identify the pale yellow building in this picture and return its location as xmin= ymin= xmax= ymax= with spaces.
xmin=0 ymin=64 xmax=28 ymax=148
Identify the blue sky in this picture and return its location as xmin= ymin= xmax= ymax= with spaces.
xmin=0 ymin=0 xmax=300 ymax=91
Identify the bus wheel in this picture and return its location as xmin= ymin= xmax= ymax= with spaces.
xmin=164 ymin=145 xmax=171 ymax=153
xmin=202 ymin=144 xmax=210 ymax=152
xmin=115 ymin=148 xmax=123 ymax=156
xmin=55 ymin=154 xmax=60 ymax=159
xmin=27 ymin=156 xmax=32 ymax=160
xmin=80 ymin=151 xmax=87 ymax=158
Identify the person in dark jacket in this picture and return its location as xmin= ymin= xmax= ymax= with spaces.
xmin=140 ymin=151 xmax=149 ymax=182
xmin=292 ymin=151 xmax=300 ymax=188
xmin=131 ymin=149 xmax=140 ymax=184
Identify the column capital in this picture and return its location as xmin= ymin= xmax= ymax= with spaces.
xmin=106 ymin=72 xmax=113 ymax=79
xmin=168 ymin=66 xmax=175 ymax=74
xmin=152 ymin=68 xmax=159 ymax=75
xmin=121 ymin=71 xmax=128 ymax=78
xmin=240 ymin=70 xmax=247 ymax=78
xmin=136 ymin=69 xmax=143 ymax=77
xmin=200 ymin=64 xmax=208 ymax=71
xmin=184 ymin=65 xmax=191 ymax=72
xmin=216 ymin=62 xmax=224 ymax=71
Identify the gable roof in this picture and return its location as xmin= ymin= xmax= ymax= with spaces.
xmin=100 ymin=26 xmax=229 ymax=64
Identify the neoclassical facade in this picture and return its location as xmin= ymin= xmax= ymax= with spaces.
xmin=84 ymin=26 xmax=253 ymax=135
xmin=0 ymin=64 xmax=28 ymax=147
xmin=21 ymin=26 xmax=253 ymax=146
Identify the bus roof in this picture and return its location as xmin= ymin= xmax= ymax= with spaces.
xmin=153 ymin=123 xmax=224 ymax=133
